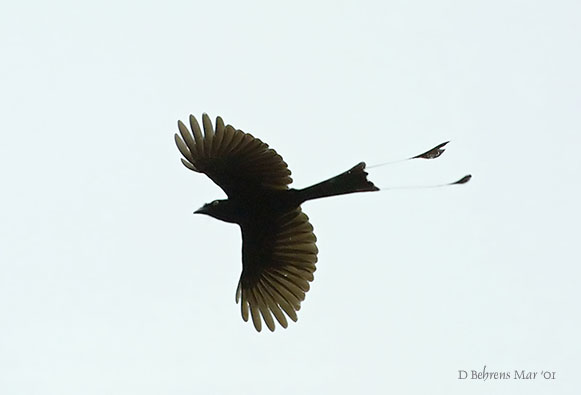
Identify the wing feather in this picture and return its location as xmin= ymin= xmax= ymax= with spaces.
xmin=174 ymin=134 xmax=195 ymax=163
xmin=180 ymin=158 xmax=197 ymax=171
xmin=257 ymin=281 xmax=288 ymax=328
xmin=175 ymin=114 xmax=292 ymax=196
xmin=202 ymin=114 xmax=214 ymax=156
xmin=189 ymin=115 xmax=205 ymax=157
xmin=236 ymin=208 xmax=318 ymax=331
xmin=213 ymin=117 xmax=225 ymax=156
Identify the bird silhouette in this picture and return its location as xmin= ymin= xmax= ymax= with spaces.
xmin=175 ymin=114 xmax=380 ymax=332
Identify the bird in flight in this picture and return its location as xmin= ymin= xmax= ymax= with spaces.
xmin=175 ymin=114 xmax=469 ymax=332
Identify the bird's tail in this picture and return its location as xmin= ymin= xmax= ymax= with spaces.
xmin=297 ymin=162 xmax=379 ymax=203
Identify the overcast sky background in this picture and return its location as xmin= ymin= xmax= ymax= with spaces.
xmin=1 ymin=1 xmax=580 ymax=394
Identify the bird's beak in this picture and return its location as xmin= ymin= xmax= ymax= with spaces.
xmin=194 ymin=206 xmax=206 ymax=215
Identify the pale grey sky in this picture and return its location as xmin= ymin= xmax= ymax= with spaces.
xmin=1 ymin=1 xmax=580 ymax=394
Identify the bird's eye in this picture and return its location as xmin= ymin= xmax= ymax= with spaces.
xmin=212 ymin=200 xmax=219 ymax=206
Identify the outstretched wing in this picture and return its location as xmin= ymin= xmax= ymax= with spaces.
xmin=174 ymin=114 xmax=292 ymax=197
xmin=237 ymin=208 xmax=318 ymax=332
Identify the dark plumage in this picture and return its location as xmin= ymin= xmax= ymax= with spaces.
xmin=175 ymin=114 xmax=378 ymax=331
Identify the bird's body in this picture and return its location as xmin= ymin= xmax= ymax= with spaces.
xmin=175 ymin=114 xmax=378 ymax=331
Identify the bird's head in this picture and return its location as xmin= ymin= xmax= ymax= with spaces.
xmin=194 ymin=199 xmax=239 ymax=223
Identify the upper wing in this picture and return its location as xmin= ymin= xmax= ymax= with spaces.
xmin=237 ymin=208 xmax=318 ymax=332
xmin=174 ymin=114 xmax=293 ymax=197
